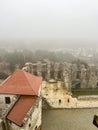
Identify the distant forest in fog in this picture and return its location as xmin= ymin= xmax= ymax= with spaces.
xmin=0 ymin=48 xmax=76 ymax=74
xmin=0 ymin=39 xmax=98 ymax=78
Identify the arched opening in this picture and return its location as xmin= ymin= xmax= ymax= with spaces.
xmin=35 ymin=126 xmax=37 ymax=130
xmin=59 ymin=99 xmax=61 ymax=104
xmin=67 ymin=98 xmax=70 ymax=103
xmin=29 ymin=123 xmax=31 ymax=128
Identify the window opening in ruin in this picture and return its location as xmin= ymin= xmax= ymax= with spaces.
xmin=67 ymin=98 xmax=70 ymax=103
xmin=5 ymin=97 xmax=11 ymax=104
xmin=0 ymin=108 xmax=2 ymax=115
xmin=35 ymin=126 xmax=37 ymax=130
xmin=76 ymin=71 xmax=80 ymax=79
xmin=29 ymin=123 xmax=31 ymax=127
xmin=33 ymin=71 xmax=37 ymax=75
xmin=9 ymin=120 xmax=12 ymax=124
xmin=51 ymin=71 xmax=54 ymax=79
xmin=42 ymin=72 xmax=46 ymax=79
xmin=59 ymin=99 xmax=61 ymax=103
xmin=58 ymin=71 xmax=62 ymax=79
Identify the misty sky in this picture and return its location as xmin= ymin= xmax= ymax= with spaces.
xmin=0 ymin=0 xmax=98 ymax=43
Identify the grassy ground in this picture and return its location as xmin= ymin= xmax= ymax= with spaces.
xmin=42 ymin=109 xmax=98 ymax=130
xmin=72 ymin=88 xmax=98 ymax=97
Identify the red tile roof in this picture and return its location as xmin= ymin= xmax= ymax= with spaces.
xmin=7 ymin=95 xmax=37 ymax=126
xmin=0 ymin=70 xmax=42 ymax=95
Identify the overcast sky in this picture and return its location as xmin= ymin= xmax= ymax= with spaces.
xmin=0 ymin=0 xmax=98 ymax=43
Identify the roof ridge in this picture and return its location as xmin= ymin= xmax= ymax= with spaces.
xmin=22 ymin=71 xmax=36 ymax=95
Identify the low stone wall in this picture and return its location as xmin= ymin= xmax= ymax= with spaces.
xmin=44 ymin=97 xmax=98 ymax=109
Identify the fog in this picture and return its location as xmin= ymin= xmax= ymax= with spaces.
xmin=0 ymin=0 xmax=98 ymax=48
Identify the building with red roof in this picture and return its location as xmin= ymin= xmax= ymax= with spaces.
xmin=0 ymin=69 xmax=42 ymax=130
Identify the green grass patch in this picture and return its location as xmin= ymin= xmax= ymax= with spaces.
xmin=72 ymin=88 xmax=98 ymax=97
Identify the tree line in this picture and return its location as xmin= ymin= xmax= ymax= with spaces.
xmin=0 ymin=48 xmax=76 ymax=77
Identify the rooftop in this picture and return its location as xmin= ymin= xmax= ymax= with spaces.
xmin=7 ymin=95 xmax=37 ymax=126
xmin=0 ymin=69 xmax=42 ymax=95
xmin=0 ymin=69 xmax=42 ymax=126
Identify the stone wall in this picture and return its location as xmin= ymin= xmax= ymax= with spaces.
xmin=23 ymin=61 xmax=71 ymax=91
xmin=23 ymin=60 xmax=98 ymax=89
xmin=0 ymin=95 xmax=18 ymax=118
xmin=71 ymin=63 xmax=98 ymax=89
